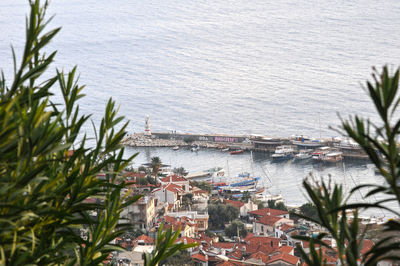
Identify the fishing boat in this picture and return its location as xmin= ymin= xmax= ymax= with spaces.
xmin=294 ymin=149 xmax=312 ymax=161
xmin=271 ymin=145 xmax=295 ymax=161
xmin=312 ymin=146 xmax=330 ymax=161
xmin=230 ymin=149 xmax=244 ymax=155
xmin=172 ymin=146 xmax=179 ymax=150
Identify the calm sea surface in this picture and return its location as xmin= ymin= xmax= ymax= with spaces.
xmin=1 ymin=0 xmax=400 ymax=212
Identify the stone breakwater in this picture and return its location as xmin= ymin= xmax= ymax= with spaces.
xmin=121 ymin=133 xmax=253 ymax=149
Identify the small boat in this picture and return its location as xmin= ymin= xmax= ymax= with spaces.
xmin=191 ymin=144 xmax=199 ymax=152
xmin=294 ymin=149 xmax=312 ymax=161
xmin=322 ymin=151 xmax=343 ymax=163
xmin=221 ymin=148 xmax=230 ymax=152
xmin=312 ymin=146 xmax=330 ymax=161
xmin=172 ymin=146 xmax=179 ymax=150
xmin=230 ymin=149 xmax=244 ymax=155
xmin=271 ymin=145 xmax=295 ymax=161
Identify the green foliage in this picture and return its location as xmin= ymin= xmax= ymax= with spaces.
xmin=0 ymin=1 xmax=190 ymax=265
xmin=267 ymin=200 xmax=288 ymax=211
xmin=143 ymin=224 xmax=198 ymax=266
xmin=0 ymin=1 xmax=141 ymax=264
xmin=208 ymin=203 xmax=239 ymax=229
xmin=192 ymin=181 xmax=213 ymax=194
xmin=224 ymin=220 xmax=248 ymax=238
xmin=173 ymin=167 xmax=188 ymax=176
xmin=183 ymin=136 xmax=195 ymax=144
xmin=241 ymin=191 xmax=251 ymax=202
xmin=160 ymin=250 xmax=193 ymax=266
xmin=299 ymin=203 xmax=320 ymax=222
xmin=150 ymin=156 xmax=162 ymax=177
xmin=295 ymin=66 xmax=400 ymax=265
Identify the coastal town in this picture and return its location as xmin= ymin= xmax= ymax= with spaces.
xmin=108 ymin=160 xmax=378 ymax=265
xmin=99 ymin=120 xmax=380 ymax=265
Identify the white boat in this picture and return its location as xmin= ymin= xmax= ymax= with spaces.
xmin=272 ymin=145 xmax=295 ymax=161
xmin=294 ymin=150 xmax=312 ymax=161
xmin=322 ymin=151 xmax=343 ymax=163
xmin=172 ymin=146 xmax=179 ymax=150
xmin=312 ymin=146 xmax=330 ymax=161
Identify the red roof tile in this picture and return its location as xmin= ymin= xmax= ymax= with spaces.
xmin=125 ymin=172 xmax=146 ymax=178
xmin=249 ymin=208 xmax=288 ymax=217
xmin=249 ymin=251 xmax=269 ymax=263
xmin=280 ymin=224 xmax=294 ymax=232
xmin=191 ymin=253 xmax=208 ymax=262
xmin=267 ymin=253 xmax=300 ymax=265
xmin=176 ymin=236 xmax=199 ymax=245
xmin=212 ymin=242 xmax=236 ymax=249
xmin=225 ymin=199 xmax=245 ymax=208
xmin=256 ymin=215 xmax=282 ymax=226
xmin=279 ymin=246 xmax=294 ymax=254
xmin=136 ymin=234 xmax=154 ymax=244
xmin=160 ymin=174 xmax=188 ymax=183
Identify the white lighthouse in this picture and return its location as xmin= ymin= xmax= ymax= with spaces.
xmin=144 ymin=115 xmax=151 ymax=136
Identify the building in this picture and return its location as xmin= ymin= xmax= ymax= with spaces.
xmin=152 ymin=183 xmax=184 ymax=210
xmin=159 ymin=174 xmax=190 ymax=192
xmin=167 ymin=211 xmax=209 ymax=232
xmin=121 ymin=196 xmax=156 ymax=231
xmin=253 ymin=216 xmax=294 ymax=237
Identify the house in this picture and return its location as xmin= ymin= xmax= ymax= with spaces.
xmin=152 ymin=183 xmax=184 ymax=210
xmin=225 ymin=199 xmax=258 ymax=217
xmin=167 ymin=210 xmax=209 ymax=232
xmin=253 ymin=215 xmax=294 ymax=236
xmin=162 ymin=215 xmax=197 ymax=238
xmin=159 ymin=174 xmax=190 ymax=192
xmin=120 ymin=196 xmax=156 ymax=231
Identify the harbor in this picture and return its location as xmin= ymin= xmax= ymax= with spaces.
xmin=121 ymin=132 xmax=369 ymax=160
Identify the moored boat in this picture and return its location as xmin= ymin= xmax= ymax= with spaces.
xmin=322 ymin=151 xmax=343 ymax=163
xmin=312 ymin=146 xmax=330 ymax=161
xmin=294 ymin=149 xmax=312 ymax=161
xmin=172 ymin=146 xmax=179 ymax=150
xmin=191 ymin=144 xmax=199 ymax=152
xmin=230 ymin=149 xmax=244 ymax=155
xmin=271 ymin=145 xmax=295 ymax=161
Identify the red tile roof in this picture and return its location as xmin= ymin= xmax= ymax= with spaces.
xmin=267 ymin=253 xmax=300 ymax=265
xmin=249 ymin=208 xmax=289 ymax=217
xmin=249 ymin=251 xmax=269 ymax=263
xmin=280 ymin=224 xmax=294 ymax=232
xmin=225 ymin=199 xmax=245 ymax=208
xmin=212 ymin=242 xmax=236 ymax=249
xmin=125 ymin=172 xmax=146 ymax=178
xmin=191 ymin=253 xmax=208 ymax=262
xmin=238 ymin=236 xmax=281 ymax=254
xmin=256 ymin=215 xmax=282 ymax=226
xmin=160 ymin=174 xmax=188 ymax=183
xmin=176 ymin=236 xmax=199 ymax=245
xmin=136 ymin=234 xmax=154 ymax=244
xmin=279 ymin=246 xmax=294 ymax=254
xmin=360 ymin=239 xmax=374 ymax=255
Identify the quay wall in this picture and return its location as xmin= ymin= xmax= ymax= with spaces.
xmin=151 ymin=132 xmax=249 ymax=143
